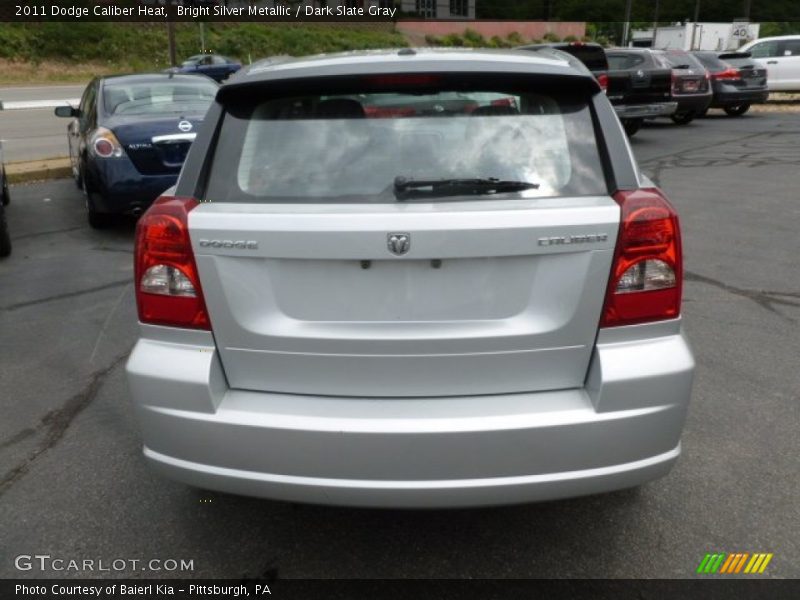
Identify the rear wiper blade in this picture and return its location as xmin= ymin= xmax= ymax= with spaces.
xmin=393 ymin=176 xmax=539 ymax=200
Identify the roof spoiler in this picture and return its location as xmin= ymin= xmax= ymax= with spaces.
xmin=718 ymin=51 xmax=751 ymax=59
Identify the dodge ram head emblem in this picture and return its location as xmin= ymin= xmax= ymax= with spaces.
xmin=387 ymin=233 xmax=410 ymax=256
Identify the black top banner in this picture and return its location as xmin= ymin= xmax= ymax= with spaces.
xmin=1 ymin=0 xmax=799 ymax=23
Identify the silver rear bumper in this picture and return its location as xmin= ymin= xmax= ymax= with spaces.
xmin=614 ymin=102 xmax=678 ymax=119
xmin=126 ymin=321 xmax=694 ymax=508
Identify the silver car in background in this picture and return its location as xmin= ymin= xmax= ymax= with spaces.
xmin=126 ymin=49 xmax=694 ymax=508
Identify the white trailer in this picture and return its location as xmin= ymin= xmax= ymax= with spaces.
xmin=631 ymin=22 xmax=760 ymax=52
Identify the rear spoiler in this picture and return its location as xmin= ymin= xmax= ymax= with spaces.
xmin=718 ymin=51 xmax=751 ymax=59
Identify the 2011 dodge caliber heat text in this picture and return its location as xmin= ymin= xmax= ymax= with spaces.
xmin=126 ymin=49 xmax=695 ymax=508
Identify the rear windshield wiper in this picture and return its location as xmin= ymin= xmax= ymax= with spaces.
xmin=393 ymin=176 xmax=539 ymax=200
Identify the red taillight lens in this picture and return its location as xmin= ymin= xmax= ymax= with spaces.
xmin=601 ymin=188 xmax=683 ymax=327
xmin=712 ymin=67 xmax=741 ymax=81
xmin=364 ymin=105 xmax=417 ymax=118
xmin=364 ymin=74 xmax=441 ymax=87
xmin=134 ymin=196 xmax=210 ymax=330
xmin=596 ymin=73 xmax=609 ymax=93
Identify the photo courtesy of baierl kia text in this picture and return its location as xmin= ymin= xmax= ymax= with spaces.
xmin=0 ymin=1 xmax=798 ymax=598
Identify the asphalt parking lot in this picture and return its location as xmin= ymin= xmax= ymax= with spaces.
xmin=0 ymin=112 xmax=798 ymax=579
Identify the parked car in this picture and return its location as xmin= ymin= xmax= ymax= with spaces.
xmin=653 ymin=49 xmax=713 ymax=125
xmin=55 ymin=73 xmax=218 ymax=228
xmin=692 ymin=51 xmax=769 ymax=116
xmin=520 ymin=42 xmax=677 ymax=136
xmin=518 ymin=42 xmax=610 ymax=90
xmin=127 ymin=49 xmax=694 ymax=508
xmin=738 ymin=35 xmax=800 ymax=91
xmin=0 ymin=144 xmax=10 ymax=258
xmin=602 ymin=48 xmax=677 ymax=136
xmin=169 ymin=54 xmax=242 ymax=82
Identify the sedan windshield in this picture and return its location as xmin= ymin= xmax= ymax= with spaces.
xmin=104 ymin=80 xmax=217 ymax=116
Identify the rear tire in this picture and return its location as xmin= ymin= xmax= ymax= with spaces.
xmin=724 ymin=104 xmax=750 ymax=116
xmin=73 ymin=161 xmax=83 ymax=190
xmin=622 ymin=118 xmax=642 ymax=137
xmin=0 ymin=203 xmax=11 ymax=258
xmin=81 ymin=165 xmax=113 ymax=229
xmin=670 ymin=111 xmax=695 ymax=125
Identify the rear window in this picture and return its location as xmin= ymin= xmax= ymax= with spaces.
xmin=693 ymin=52 xmax=726 ymax=70
xmin=724 ymin=57 xmax=758 ymax=69
xmin=204 ymin=79 xmax=607 ymax=203
xmin=559 ymin=45 xmax=608 ymax=72
xmin=103 ymin=80 xmax=217 ymax=116
xmin=606 ymin=52 xmax=649 ymax=70
xmin=660 ymin=52 xmax=705 ymax=70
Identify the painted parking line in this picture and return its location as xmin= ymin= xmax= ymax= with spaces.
xmin=0 ymin=99 xmax=80 ymax=110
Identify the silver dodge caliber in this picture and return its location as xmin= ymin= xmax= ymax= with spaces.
xmin=126 ymin=49 xmax=694 ymax=508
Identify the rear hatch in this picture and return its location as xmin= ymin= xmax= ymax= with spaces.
xmin=606 ymin=51 xmax=672 ymax=104
xmin=190 ymin=74 xmax=620 ymax=398
xmin=723 ymin=55 xmax=768 ymax=90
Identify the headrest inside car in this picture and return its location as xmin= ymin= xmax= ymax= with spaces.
xmin=314 ymin=98 xmax=366 ymax=119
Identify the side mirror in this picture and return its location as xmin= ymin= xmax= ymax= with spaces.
xmin=54 ymin=105 xmax=79 ymax=118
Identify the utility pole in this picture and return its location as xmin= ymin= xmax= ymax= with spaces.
xmin=167 ymin=22 xmax=177 ymax=67
xmin=622 ymin=0 xmax=633 ymax=47
xmin=690 ymin=0 xmax=701 ymax=51
xmin=653 ymin=0 xmax=660 ymax=48
xmin=743 ymin=0 xmax=751 ymax=20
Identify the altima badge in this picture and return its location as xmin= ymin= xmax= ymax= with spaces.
xmin=387 ymin=233 xmax=410 ymax=256
xmin=178 ymin=120 xmax=193 ymax=132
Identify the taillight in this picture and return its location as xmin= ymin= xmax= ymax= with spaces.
xmin=671 ymin=71 xmax=679 ymax=95
xmin=601 ymin=188 xmax=682 ymax=327
xmin=134 ymin=196 xmax=210 ymax=330
xmin=90 ymin=127 xmax=124 ymax=158
xmin=596 ymin=73 xmax=609 ymax=93
xmin=712 ymin=67 xmax=741 ymax=81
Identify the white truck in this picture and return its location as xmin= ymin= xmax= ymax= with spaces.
xmin=631 ymin=22 xmax=760 ymax=52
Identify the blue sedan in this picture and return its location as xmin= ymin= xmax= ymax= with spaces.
xmin=55 ymin=73 xmax=218 ymax=228
xmin=170 ymin=54 xmax=242 ymax=82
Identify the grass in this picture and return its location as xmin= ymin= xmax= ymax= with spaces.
xmin=0 ymin=23 xmax=407 ymax=85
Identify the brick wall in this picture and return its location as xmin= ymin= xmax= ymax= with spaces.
xmin=397 ymin=21 xmax=586 ymax=43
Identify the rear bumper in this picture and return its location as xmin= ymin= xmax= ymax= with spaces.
xmin=87 ymin=158 xmax=177 ymax=215
xmin=673 ymin=93 xmax=713 ymax=114
xmin=126 ymin=321 xmax=694 ymax=508
xmin=614 ymin=102 xmax=677 ymax=119
xmin=710 ymin=89 xmax=770 ymax=107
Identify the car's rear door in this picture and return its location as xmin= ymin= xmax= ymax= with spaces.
xmin=186 ymin=73 xmax=623 ymax=398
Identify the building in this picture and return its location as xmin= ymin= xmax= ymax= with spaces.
xmin=401 ymin=1 xmax=476 ymax=19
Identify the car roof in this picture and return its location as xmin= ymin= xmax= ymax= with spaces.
xmin=743 ymin=35 xmax=800 ymax=43
xmin=234 ymin=48 xmax=581 ymax=85
xmin=606 ymin=47 xmax=655 ymax=54
xmin=519 ymin=42 xmax=605 ymax=50
xmin=100 ymin=73 xmax=218 ymax=86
